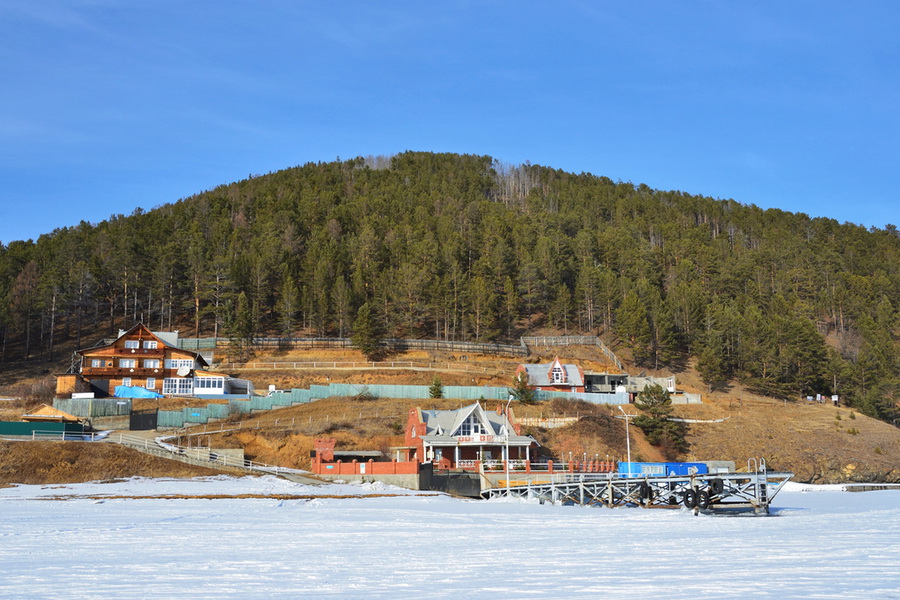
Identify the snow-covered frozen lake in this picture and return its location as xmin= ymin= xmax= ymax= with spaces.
xmin=1 ymin=476 xmax=897 ymax=599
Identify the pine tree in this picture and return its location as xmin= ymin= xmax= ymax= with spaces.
xmin=429 ymin=377 xmax=444 ymax=399
xmin=509 ymin=371 xmax=536 ymax=405
xmin=229 ymin=291 xmax=253 ymax=356
xmin=351 ymin=302 xmax=383 ymax=360
xmin=616 ymin=290 xmax=651 ymax=365
xmin=633 ymin=383 xmax=687 ymax=458
xmin=276 ymin=274 xmax=298 ymax=337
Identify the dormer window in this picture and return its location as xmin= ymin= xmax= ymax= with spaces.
xmin=457 ymin=414 xmax=485 ymax=436
xmin=551 ymin=365 xmax=565 ymax=383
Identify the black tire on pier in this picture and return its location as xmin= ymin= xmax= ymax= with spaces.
xmin=682 ymin=489 xmax=697 ymax=508
xmin=697 ymin=489 xmax=711 ymax=510
xmin=711 ymin=478 xmax=725 ymax=496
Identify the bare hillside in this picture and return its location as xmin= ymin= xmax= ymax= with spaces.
xmin=0 ymin=440 xmax=226 ymax=487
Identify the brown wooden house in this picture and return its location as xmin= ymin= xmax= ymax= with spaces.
xmin=57 ymin=323 xmax=218 ymax=398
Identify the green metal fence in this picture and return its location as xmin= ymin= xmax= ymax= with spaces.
xmin=53 ymin=398 xmax=132 ymax=418
xmin=0 ymin=421 xmax=85 ymax=436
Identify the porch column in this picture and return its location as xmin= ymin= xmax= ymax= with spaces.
xmin=454 ymin=445 xmax=460 ymax=466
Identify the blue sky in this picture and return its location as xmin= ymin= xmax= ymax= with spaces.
xmin=1 ymin=1 xmax=898 ymax=244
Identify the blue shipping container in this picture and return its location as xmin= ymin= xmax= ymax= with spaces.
xmin=617 ymin=462 xmax=709 ymax=477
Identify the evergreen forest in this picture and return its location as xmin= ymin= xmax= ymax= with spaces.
xmin=1 ymin=152 xmax=897 ymax=423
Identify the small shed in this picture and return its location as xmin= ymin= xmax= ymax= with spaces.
xmin=21 ymin=404 xmax=83 ymax=424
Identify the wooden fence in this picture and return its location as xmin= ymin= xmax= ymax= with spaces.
xmin=521 ymin=335 xmax=624 ymax=370
xmin=178 ymin=335 xmax=624 ymax=367
xmin=179 ymin=336 xmax=528 ymax=356
xmin=213 ymin=360 xmax=493 ymax=373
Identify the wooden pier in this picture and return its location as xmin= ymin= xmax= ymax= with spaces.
xmin=483 ymin=458 xmax=792 ymax=515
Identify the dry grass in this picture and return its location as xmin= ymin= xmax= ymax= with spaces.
xmin=0 ymin=440 xmax=226 ymax=487
xmin=227 ymin=346 xmax=622 ymax=391
xmin=0 ymin=375 xmax=57 ymax=420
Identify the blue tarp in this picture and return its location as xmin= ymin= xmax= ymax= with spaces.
xmin=114 ymin=385 xmax=164 ymax=399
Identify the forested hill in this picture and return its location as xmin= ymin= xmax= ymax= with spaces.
xmin=1 ymin=152 xmax=898 ymax=422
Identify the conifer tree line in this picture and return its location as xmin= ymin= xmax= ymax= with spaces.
xmin=0 ymin=152 xmax=897 ymax=422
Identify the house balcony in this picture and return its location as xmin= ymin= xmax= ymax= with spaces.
xmin=80 ymin=367 xmax=178 ymax=379
xmin=109 ymin=347 xmax=167 ymax=357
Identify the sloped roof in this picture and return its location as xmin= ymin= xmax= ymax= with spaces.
xmin=77 ymin=323 xmax=207 ymax=366
xmin=418 ymin=403 xmax=534 ymax=446
xmin=21 ymin=404 xmax=81 ymax=423
xmin=119 ymin=327 xmax=180 ymax=348
xmin=521 ymin=358 xmax=583 ymax=387
xmin=194 ymin=369 xmax=230 ymax=378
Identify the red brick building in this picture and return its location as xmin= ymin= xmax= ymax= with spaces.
xmin=396 ymin=403 xmax=536 ymax=470
xmin=515 ymin=357 xmax=585 ymax=393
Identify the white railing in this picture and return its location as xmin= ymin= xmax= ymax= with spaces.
xmin=30 ymin=430 xmax=109 ymax=441
xmin=112 ymin=433 xmax=305 ymax=476
xmin=481 ymin=459 xmax=529 ymax=470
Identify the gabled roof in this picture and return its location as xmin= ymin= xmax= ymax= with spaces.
xmin=448 ymin=403 xmax=497 ymax=437
xmin=119 ymin=327 xmax=180 ymax=348
xmin=77 ymin=323 xmax=207 ymax=367
xmin=417 ymin=403 xmax=535 ymax=446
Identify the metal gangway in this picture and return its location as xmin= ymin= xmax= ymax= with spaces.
xmin=483 ymin=458 xmax=792 ymax=515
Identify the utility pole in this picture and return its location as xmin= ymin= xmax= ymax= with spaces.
xmin=618 ymin=405 xmax=632 ymax=476
xmin=505 ymin=395 xmax=513 ymax=496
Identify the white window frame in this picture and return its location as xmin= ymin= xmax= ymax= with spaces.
xmin=122 ymin=377 xmax=132 ymax=387
xmin=165 ymin=359 xmax=195 ymax=370
xmin=195 ymin=377 xmax=225 ymax=390
xmin=163 ymin=378 xmax=193 ymax=395
xmin=146 ymin=377 xmax=156 ymax=390
xmin=119 ymin=358 xmax=137 ymax=369
xmin=457 ymin=414 xmax=485 ymax=436
xmin=124 ymin=340 xmax=139 ymax=349
xmin=144 ymin=359 xmax=160 ymax=369
xmin=551 ymin=366 xmax=565 ymax=384
xmin=143 ymin=340 xmax=158 ymax=349
xmin=91 ymin=359 xmax=102 ymax=368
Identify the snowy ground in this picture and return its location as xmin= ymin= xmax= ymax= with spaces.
xmin=1 ymin=477 xmax=898 ymax=599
